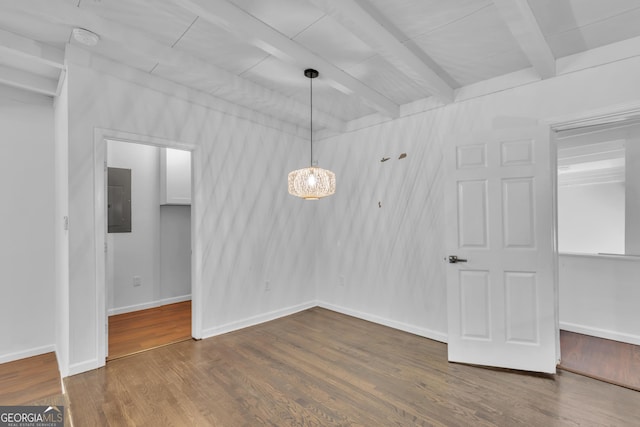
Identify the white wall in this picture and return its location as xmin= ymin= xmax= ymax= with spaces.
xmin=315 ymin=53 xmax=640 ymax=343
xmin=54 ymin=74 xmax=70 ymax=376
xmin=558 ymin=183 xmax=625 ymax=254
xmin=160 ymin=205 xmax=191 ymax=301
xmin=107 ymin=141 xmax=162 ymax=313
xmin=315 ymin=115 xmax=449 ymax=340
xmin=0 ymin=85 xmax=56 ymax=363
xmin=65 ymin=59 xmax=315 ymax=373
xmin=626 ymin=137 xmax=640 ymax=255
xmin=559 ymin=254 xmax=640 ymax=344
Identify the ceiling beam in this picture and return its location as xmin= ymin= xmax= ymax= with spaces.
xmin=0 ymin=28 xmax=65 ymax=95
xmin=6 ymin=0 xmax=345 ymax=131
xmin=171 ymin=0 xmax=400 ymax=118
xmin=307 ymin=0 xmax=454 ymax=104
xmin=492 ymin=0 xmax=555 ymax=79
xmin=0 ymin=28 xmax=64 ymax=70
xmin=0 ymin=64 xmax=57 ymax=96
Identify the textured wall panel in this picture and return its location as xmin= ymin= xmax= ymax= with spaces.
xmin=315 ymin=108 xmax=449 ymax=336
xmin=0 ymin=90 xmax=56 ymax=362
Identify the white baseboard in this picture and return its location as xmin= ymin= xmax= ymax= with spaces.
xmin=68 ymin=358 xmax=104 ymax=377
xmin=560 ymin=322 xmax=640 ymax=346
xmin=63 ymin=300 xmax=449 ymax=377
xmin=108 ymin=294 xmax=192 ymax=316
xmin=317 ymin=301 xmax=448 ymax=344
xmin=0 ymin=344 xmax=56 ymax=365
xmin=201 ymin=301 xmax=316 ymax=339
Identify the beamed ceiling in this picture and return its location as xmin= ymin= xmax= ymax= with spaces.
xmin=2 ymin=0 xmax=640 ymax=132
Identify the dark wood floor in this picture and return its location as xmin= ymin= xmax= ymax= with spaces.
xmin=65 ymin=308 xmax=640 ymax=426
xmin=559 ymin=330 xmax=640 ymax=391
xmin=0 ymin=352 xmax=61 ymax=405
xmin=108 ymin=300 xmax=192 ymax=360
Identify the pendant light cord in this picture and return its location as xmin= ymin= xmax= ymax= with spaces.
xmin=310 ymin=73 xmax=313 ymax=167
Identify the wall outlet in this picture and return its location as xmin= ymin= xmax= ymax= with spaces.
xmin=265 ymin=280 xmax=270 ymax=291
xmin=339 ymin=275 xmax=345 ymax=286
xmin=133 ymin=276 xmax=142 ymax=287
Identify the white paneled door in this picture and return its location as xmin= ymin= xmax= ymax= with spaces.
xmin=445 ymin=127 xmax=558 ymax=373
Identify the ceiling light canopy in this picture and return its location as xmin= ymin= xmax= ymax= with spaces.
xmin=72 ymin=28 xmax=100 ymax=46
xmin=288 ymin=69 xmax=336 ymax=200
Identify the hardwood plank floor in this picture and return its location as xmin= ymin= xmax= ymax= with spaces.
xmin=108 ymin=300 xmax=192 ymax=360
xmin=0 ymin=352 xmax=61 ymax=405
xmin=65 ymin=308 xmax=640 ymax=426
xmin=25 ymin=393 xmax=72 ymax=427
xmin=559 ymin=329 xmax=640 ymax=391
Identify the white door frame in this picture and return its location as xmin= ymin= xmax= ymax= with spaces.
xmin=544 ymin=102 xmax=640 ymax=134
xmin=93 ymin=128 xmax=202 ymax=365
xmin=544 ymin=101 xmax=640 ymax=362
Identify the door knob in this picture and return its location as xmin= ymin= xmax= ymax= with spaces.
xmin=448 ymin=255 xmax=467 ymax=264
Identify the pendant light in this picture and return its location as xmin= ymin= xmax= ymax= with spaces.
xmin=288 ymin=69 xmax=336 ymax=200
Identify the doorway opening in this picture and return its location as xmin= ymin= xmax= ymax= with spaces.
xmin=553 ymin=116 xmax=640 ymax=391
xmin=105 ymin=139 xmax=194 ymax=360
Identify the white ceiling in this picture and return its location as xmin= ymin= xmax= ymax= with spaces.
xmin=1 ymin=0 xmax=640 ymax=132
